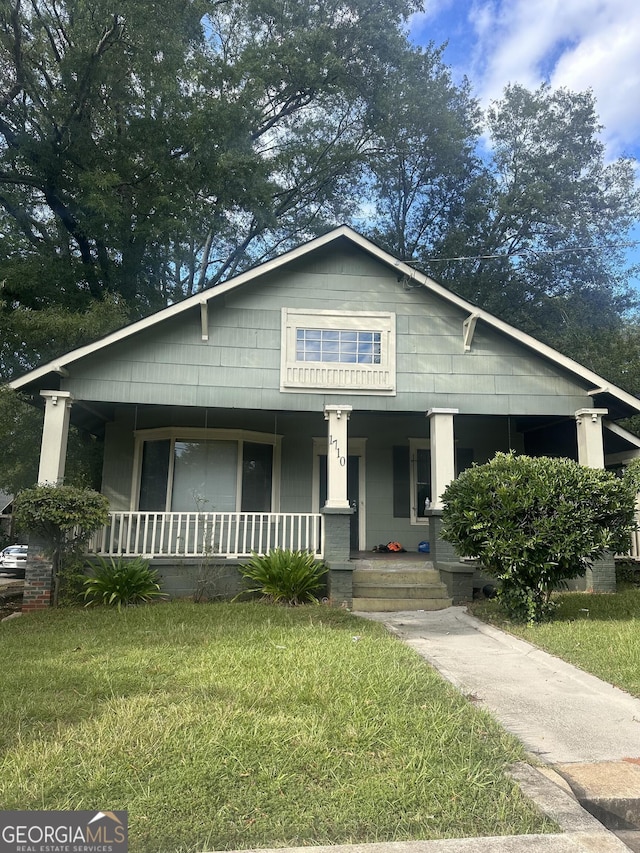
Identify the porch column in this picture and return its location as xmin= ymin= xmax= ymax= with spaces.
xmin=575 ymin=408 xmax=608 ymax=469
xmin=323 ymin=404 xmax=352 ymax=508
xmin=575 ymin=407 xmax=615 ymax=593
xmin=38 ymin=390 xmax=73 ymax=484
xmin=322 ymin=404 xmax=354 ymax=608
xmin=427 ymin=408 xmax=459 ymax=509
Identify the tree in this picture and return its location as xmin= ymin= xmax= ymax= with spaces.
xmin=361 ymin=47 xmax=482 ymax=262
xmin=421 ymin=84 xmax=640 ymax=350
xmin=441 ymin=452 xmax=638 ymax=623
xmin=0 ymin=0 xmax=420 ymax=330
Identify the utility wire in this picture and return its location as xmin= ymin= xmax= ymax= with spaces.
xmin=417 ymin=241 xmax=640 ymax=264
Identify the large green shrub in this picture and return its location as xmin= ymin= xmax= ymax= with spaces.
xmin=238 ymin=548 xmax=327 ymax=605
xmin=13 ymin=484 xmax=109 ymax=606
xmin=441 ymin=452 xmax=638 ymax=622
xmin=84 ymin=556 xmax=167 ymax=610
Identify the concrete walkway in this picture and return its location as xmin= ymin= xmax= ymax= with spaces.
xmin=355 ymin=606 xmax=640 ymax=852
xmin=359 ymin=607 xmax=640 ymax=765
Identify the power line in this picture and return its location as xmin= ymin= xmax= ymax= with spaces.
xmin=419 ymin=241 xmax=640 ymax=264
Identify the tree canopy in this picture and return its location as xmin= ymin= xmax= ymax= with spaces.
xmin=1 ymin=1 xmax=640 ymax=497
xmin=397 ymin=83 xmax=640 ymax=352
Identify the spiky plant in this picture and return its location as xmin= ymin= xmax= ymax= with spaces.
xmin=84 ymin=556 xmax=167 ymax=610
xmin=238 ymin=549 xmax=327 ymax=605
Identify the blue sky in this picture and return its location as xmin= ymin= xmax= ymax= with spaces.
xmin=407 ymin=0 xmax=640 ymax=288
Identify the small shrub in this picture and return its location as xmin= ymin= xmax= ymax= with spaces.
xmin=441 ymin=452 xmax=638 ymax=623
xmin=238 ymin=548 xmax=327 ymax=605
xmin=84 ymin=556 xmax=167 ymax=610
xmin=57 ymin=554 xmax=91 ymax=607
xmin=14 ymin=484 xmax=110 ymax=606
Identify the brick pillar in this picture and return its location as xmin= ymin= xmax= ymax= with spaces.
xmin=585 ymin=554 xmax=616 ymax=593
xmin=322 ymin=507 xmax=354 ymax=607
xmin=22 ymin=539 xmax=54 ymax=613
xmin=428 ymin=512 xmax=475 ymax=604
xmin=427 ymin=512 xmax=457 ymax=564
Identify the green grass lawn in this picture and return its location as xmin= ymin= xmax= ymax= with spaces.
xmin=0 ymin=602 xmax=553 ymax=852
xmin=471 ymin=587 xmax=640 ymax=698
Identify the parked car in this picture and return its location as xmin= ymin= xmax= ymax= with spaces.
xmin=0 ymin=544 xmax=28 ymax=578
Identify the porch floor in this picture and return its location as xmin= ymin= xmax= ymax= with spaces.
xmin=350 ymin=550 xmax=431 ymax=562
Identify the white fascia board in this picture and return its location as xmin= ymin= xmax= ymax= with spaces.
xmin=9 ymin=223 xmax=640 ymax=416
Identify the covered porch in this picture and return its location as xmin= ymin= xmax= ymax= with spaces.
xmin=30 ymin=393 xmax=640 ymax=602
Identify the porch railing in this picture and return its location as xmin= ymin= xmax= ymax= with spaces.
xmin=623 ymin=520 xmax=640 ymax=561
xmin=86 ymin=511 xmax=324 ymax=559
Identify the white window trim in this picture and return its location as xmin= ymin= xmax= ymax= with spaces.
xmin=131 ymin=427 xmax=282 ymax=512
xmin=409 ymin=438 xmax=430 ymax=526
xmin=280 ymin=308 xmax=396 ymax=394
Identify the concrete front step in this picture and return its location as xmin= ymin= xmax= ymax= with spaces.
xmin=351 ymin=561 xmax=451 ymax=611
xmin=352 ymin=568 xmax=442 ymax=586
xmin=352 ymin=596 xmax=452 ymax=612
xmin=353 ymin=583 xmax=451 ymax=600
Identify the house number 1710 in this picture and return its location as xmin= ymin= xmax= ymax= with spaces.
xmin=329 ymin=434 xmax=346 ymax=466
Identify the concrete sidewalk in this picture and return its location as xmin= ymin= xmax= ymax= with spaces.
xmin=359 ymin=607 xmax=640 ymax=765
xmin=356 ymin=606 xmax=640 ymax=851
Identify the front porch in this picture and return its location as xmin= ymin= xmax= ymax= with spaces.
xmin=23 ymin=402 xmax=640 ymax=611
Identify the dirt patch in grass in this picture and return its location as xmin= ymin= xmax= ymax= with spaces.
xmin=0 ymin=584 xmax=22 ymax=620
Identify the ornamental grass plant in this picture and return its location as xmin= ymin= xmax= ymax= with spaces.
xmin=238 ymin=548 xmax=327 ymax=604
xmin=83 ymin=556 xmax=167 ymax=610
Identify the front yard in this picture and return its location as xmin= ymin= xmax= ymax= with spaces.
xmin=0 ymin=602 xmax=553 ymax=853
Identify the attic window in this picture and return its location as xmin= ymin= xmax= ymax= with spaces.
xmin=281 ymin=308 xmax=396 ymax=394
xmin=296 ymin=329 xmax=381 ymax=364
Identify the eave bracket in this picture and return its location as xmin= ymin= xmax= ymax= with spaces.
xmin=463 ymin=313 xmax=479 ymax=352
xmin=200 ymin=299 xmax=208 ymax=342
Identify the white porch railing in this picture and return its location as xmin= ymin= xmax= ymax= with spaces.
xmin=623 ymin=520 xmax=640 ymax=561
xmin=87 ymin=512 xmax=324 ymax=559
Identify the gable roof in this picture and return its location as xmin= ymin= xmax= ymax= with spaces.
xmin=9 ymin=225 xmax=640 ymax=418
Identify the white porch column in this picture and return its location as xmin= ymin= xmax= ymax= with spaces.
xmin=38 ymin=390 xmax=73 ymax=484
xmin=427 ymin=408 xmax=459 ymax=509
xmin=323 ymin=404 xmax=352 ymax=508
xmin=575 ymin=408 xmax=608 ymax=469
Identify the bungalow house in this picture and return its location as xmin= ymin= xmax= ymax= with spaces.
xmin=10 ymin=226 xmax=640 ymax=610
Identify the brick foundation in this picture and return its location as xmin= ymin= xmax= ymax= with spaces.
xmin=585 ymin=553 xmax=616 ymax=593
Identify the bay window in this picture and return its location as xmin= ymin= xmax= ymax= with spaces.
xmin=134 ymin=429 xmax=278 ymax=512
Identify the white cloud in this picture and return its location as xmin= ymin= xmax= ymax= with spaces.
xmin=466 ymin=0 xmax=640 ymax=159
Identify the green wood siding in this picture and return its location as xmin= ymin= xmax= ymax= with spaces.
xmin=62 ymin=244 xmax=594 ymax=417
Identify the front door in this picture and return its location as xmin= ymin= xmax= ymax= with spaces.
xmin=319 ymin=454 xmax=360 ymax=552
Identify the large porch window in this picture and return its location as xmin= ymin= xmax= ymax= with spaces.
xmin=134 ymin=429 xmax=278 ymax=513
